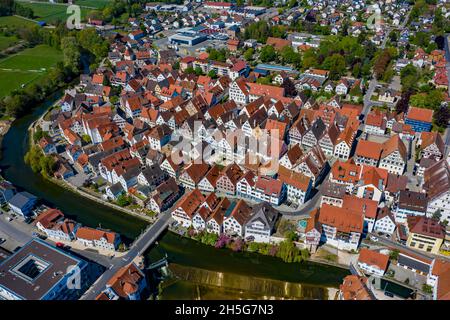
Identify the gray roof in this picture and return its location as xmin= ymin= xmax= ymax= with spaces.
xmin=0 ymin=239 xmax=86 ymax=300
xmin=397 ymin=254 xmax=430 ymax=274
xmin=109 ymin=182 xmax=124 ymax=195
xmin=246 ymin=203 xmax=279 ymax=230
xmin=8 ymin=192 xmax=37 ymax=209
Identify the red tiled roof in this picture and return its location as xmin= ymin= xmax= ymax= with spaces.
xmin=407 ymin=106 xmax=433 ymax=123
xmin=358 ymin=248 xmax=389 ymax=271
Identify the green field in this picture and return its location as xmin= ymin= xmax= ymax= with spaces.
xmin=0 ymin=44 xmax=63 ymax=97
xmin=17 ymin=2 xmax=96 ymax=24
xmin=0 ymin=36 xmax=19 ymax=52
xmin=0 ymin=15 xmax=38 ymax=28
xmin=74 ymin=0 xmax=112 ymax=9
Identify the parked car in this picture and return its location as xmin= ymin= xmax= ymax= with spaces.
xmin=0 ymin=238 xmax=6 ymax=245
xmin=384 ymin=291 xmax=394 ymax=298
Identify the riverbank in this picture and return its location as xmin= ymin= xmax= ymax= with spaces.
xmin=147 ymin=232 xmax=350 ymax=290
xmin=161 ymin=263 xmax=336 ymax=300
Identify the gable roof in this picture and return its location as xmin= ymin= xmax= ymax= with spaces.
xmin=358 ymin=248 xmax=389 ymax=271
xmin=407 ymin=106 xmax=433 ymax=123
xmin=318 ymin=204 xmax=364 ymax=233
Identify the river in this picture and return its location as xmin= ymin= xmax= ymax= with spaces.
xmin=0 ymin=95 xmax=349 ymax=299
xmin=0 ymin=93 xmax=148 ymax=242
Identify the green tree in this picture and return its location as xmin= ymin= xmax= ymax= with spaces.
xmin=116 ymin=194 xmax=131 ymax=207
xmin=389 ymin=249 xmax=400 ymax=261
xmin=400 ymin=64 xmax=420 ymax=92
xmin=260 ymin=45 xmax=277 ymax=62
xmin=207 ymin=70 xmax=217 ymax=79
xmin=243 ymin=47 xmax=254 ymax=61
xmin=194 ymin=66 xmax=204 ymax=76
xmin=322 ymin=54 xmax=346 ymax=80
xmin=61 ymin=37 xmax=80 ymax=73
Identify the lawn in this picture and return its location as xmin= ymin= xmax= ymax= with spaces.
xmin=17 ymin=2 xmax=96 ymax=24
xmin=0 ymin=44 xmax=63 ymax=98
xmin=0 ymin=15 xmax=38 ymax=28
xmin=0 ymin=35 xmax=19 ymax=51
xmin=74 ymin=0 xmax=112 ymax=9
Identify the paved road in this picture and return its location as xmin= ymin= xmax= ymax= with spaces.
xmin=0 ymin=216 xmax=32 ymax=245
xmin=80 ymin=211 xmax=171 ymax=300
xmin=368 ymin=233 xmax=450 ymax=262
xmin=361 ymin=8 xmax=412 ymax=119
xmin=442 ymin=34 xmax=450 ymax=157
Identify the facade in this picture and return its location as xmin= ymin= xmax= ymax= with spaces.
xmin=223 ymin=199 xmax=252 ymax=237
xmin=394 ymin=190 xmax=428 ymax=223
xmin=374 ymin=208 xmax=396 ymax=235
xmin=357 ymin=248 xmax=389 ymax=277
xmin=378 ymin=135 xmax=407 ymax=175
xmin=423 ymin=160 xmax=450 ymax=223
xmin=75 ymin=227 xmax=121 ymax=252
xmin=8 ymin=192 xmax=38 ymax=217
xmin=406 ymin=216 xmax=445 ymax=254
xmin=405 ymin=107 xmax=433 ymax=132
xmin=244 ymin=203 xmax=280 ymax=243
xmin=317 ymin=204 xmax=364 ymax=251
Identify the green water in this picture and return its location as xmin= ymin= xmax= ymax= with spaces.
xmin=147 ymin=232 xmax=349 ymax=299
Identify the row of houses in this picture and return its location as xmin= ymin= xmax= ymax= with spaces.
xmin=35 ymin=208 xmax=121 ymax=252
xmin=171 ymin=188 xmax=280 ymax=243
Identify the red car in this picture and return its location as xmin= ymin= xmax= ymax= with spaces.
xmin=55 ymin=242 xmax=65 ymax=248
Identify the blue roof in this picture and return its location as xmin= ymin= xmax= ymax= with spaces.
xmin=253 ymin=68 xmax=269 ymax=76
xmin=256 ymin=63 xmax=297 ymax=73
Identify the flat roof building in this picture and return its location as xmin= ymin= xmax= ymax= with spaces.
xmin=0 ymin=239 xmax=92 ymax=300
xmin=168 ymin=29 xmax=208 ymax=46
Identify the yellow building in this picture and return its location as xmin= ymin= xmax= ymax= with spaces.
xmin=406 ymin=216 xmax=445 ymax=254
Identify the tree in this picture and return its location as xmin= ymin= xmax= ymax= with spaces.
xmin=82 ymin=134 xmax=92 ymax=144
xmin=321 ymin=54 xmax=346 ymax=79
xmin=373 ymin=49 xmax=392 ymax=80
xmin=400 ymin=64 xmax=420 ymax=92
xmin=185 ymin=66 xmax=195 ymax=74
xmin=116 ymin=194 xmax=131 ymax=207
xmin=396 ymin=90 xmax=412 ymax=114
xmin=243 ymin=47 xmax=254 ymax=61
xmin=33 ymin=126 xmax=49 ymax=143
xmin=207 ymin=70 xmax=217 ymax=79
xmin=280 ymin=45 xmax=301 ymax=67
xmin=410 ymin=90 xmax=444 ymax=110
xmin=259 ymin=45 xmax=277 ymax=63
xmin=282 ymin=78 xmax=297 ymax=97
xmin=434 ymin=106 xmax=450 ymax=128
xmin=194 ymin=66 xmax=204 ymax=76
xmin=302 ymin=48 xmax=318 ymax=69
xmin=61 ymin=37 xmax=80 ymax=73
xmin=389 ymin=249 xmax=400 ymax=261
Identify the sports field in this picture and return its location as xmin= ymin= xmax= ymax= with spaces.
xmin=0 ymin=45 xmax=63 ymax=97
xmin=17 ymin=1 xmax=95 ymax=24
xmin=0 ymin=15 xmax=38 ymax=28
xmin=74 ymin=0 xmax=112 ymax=9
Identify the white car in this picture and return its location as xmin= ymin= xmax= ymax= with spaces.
xmin=370 ymin=236 xmax=379 ymax=242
